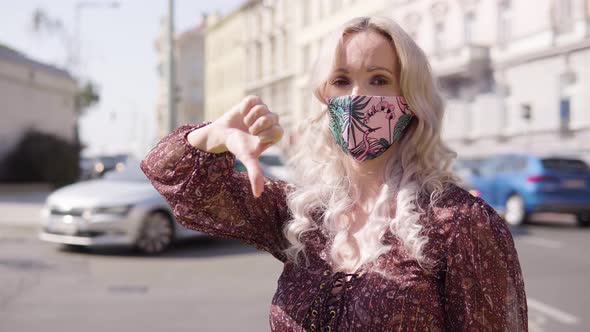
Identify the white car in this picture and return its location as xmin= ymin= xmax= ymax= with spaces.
xmin=39 ymin=160 xmax=205 ymax=254
xmin=233 ymin=146 xmax=292 ymax=182
xmin=258 ymin=146 xmax=292 ymax=182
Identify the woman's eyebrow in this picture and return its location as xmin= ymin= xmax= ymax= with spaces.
xmin=334 ymin=67 xmax=349 ymax=73
xmin=367 ymin=66 xmax=393 ymax=75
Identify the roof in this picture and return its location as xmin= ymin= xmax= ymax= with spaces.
xmin=0 ymin=43 xmax=75 ymax=80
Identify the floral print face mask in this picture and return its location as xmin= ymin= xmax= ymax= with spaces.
xmin=326 ymin=95 xmax=414 ymax=161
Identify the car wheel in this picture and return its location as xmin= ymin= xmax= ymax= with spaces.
xmin=577 ymin=214 xmax=590 ymax=228
xmin=135 ymin=211 xmax=174 ymax=254
xmin=504 ymin=194 xmax=528 ymax=226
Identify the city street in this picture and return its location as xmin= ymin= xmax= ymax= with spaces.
xmin=2 ymin=0 xmax=590 ymax=331
xmin=0 ymin=214 xmax=588 ymax=331
xmin=514 ymin=215 xmax=589 ymax=332
xmin=0 ymin=227 xmax=284 ymax=332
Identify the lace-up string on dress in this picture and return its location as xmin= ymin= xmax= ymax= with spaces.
xmin=305 ymin=270 xmax=364 ymax=331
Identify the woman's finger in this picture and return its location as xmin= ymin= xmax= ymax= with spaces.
xmin=257 ymin=124 xmax=283 ymax=145
xmin=238 ymin=95 xmax=264 ymax=118
xmin=249 ymin=113 xmax=278 ymax=136
xmin=241 ymin=155 xmax=265 ymax=198
xmin=243 ymin=104 xmax=270 ymax=128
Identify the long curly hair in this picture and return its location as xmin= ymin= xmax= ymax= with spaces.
xmin=282 ymin=16 xmax=459 ymax=277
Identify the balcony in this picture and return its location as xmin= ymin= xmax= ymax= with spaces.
xmin=429 ymin=44 xmax=491 ymax=80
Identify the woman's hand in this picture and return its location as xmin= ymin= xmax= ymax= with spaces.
xmin=187 ymin=95 xmax=283 ymax=197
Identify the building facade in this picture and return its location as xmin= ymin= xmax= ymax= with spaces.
xmin=201 ymin=0 xmax=590 ymax=160
xmin=203 ymin=5 xmax=250 ymax=122
xmin=244 ymin=0 xmax=297 ymax=146
xmin=155 ymin=19 xmax=206 ymax=139
xmin=176 ymin=26 xmax=206 ymax=127
xmin=387 ymin=0 xmax=590 ymax=160
xmin=0 ymin=44 xmax=77 ymax=177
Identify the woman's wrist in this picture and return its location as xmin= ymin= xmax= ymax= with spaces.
xmin=187 ymin=122 xmax=228 ymax=154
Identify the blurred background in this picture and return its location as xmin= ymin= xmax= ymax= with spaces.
xmin=0 ymin=0 xmax=589 ymax=331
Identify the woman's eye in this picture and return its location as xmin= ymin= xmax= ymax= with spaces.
xmin=371 ymin=76 xmax=390 ymax=85
xmin=331 ymin=78 xmax=350 ymax=86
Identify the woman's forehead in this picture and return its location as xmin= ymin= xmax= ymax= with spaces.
xmin=333 ymin=31 xmax=397 ymax=73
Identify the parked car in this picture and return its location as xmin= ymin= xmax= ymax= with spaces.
xmin=234 ymin=146 xmax=291 ymax=182
xmin=452 ymin=157 xmax=485 ymax=197
xmin=39 ymin=159 xmax=206 ymax=254
xmin=258 ymin=146 xmax=291 ymax=182
xmin=79 ymin=154 xmax=128 ymax=180
xmin=467 ymin=154 xmax=590 ymax=227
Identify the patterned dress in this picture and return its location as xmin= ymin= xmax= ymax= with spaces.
xmin=140 ymin=122 xmax=528 ymax=332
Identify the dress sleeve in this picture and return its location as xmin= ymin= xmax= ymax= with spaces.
xmin=443 ymin=197 xmax=528 ymax=331
xmin=140 ymin=122 xmax=292 ymax=263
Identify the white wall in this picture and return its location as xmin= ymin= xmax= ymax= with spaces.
xmin=570 ymin=48 xmax=590 ymax=129
xmin=0 ymin=58 xmax=77 ymax=161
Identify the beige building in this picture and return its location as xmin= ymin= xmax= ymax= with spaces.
xmin=244 ymin=0 xmax=297 ymax=146
xmin=203 ymin=4 xmax=249 ymax=121
xmin=0 ymin=44 xmax=77 ymax=177
xmin=204 ymin=0 xmax=380 ymax=145
xmin=154 ymin=19 xmax=206 ymax=139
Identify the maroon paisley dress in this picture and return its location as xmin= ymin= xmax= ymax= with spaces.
xmin=140 ymin=122 xmax=528 ymax=332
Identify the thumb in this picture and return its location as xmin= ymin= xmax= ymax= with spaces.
xmin=241 ymin=155 xmax=264 ymax=198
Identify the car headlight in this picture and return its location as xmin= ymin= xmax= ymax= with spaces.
xmin=91 ymin=205 xmax=133 ymax=217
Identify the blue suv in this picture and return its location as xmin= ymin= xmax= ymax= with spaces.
xmin=468 ymin=154 xmax=590 ymax=227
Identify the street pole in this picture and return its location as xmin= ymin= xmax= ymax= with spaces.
xmin=168 ymin=0 xmax=177 ymax=132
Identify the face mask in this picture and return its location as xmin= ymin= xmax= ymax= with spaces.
xmin=326 ymin=95 xmax=414 ymax=161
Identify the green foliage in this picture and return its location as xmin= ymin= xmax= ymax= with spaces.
xmin=4 ymin=129 xmax=79 ymax=187
xmin=75 ymin=81 xmax=100 ymax=113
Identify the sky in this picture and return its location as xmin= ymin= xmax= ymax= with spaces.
xmin=0 ymin=0 xmax=244 ymax=158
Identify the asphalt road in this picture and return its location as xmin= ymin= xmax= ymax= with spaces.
xmin=0 ymin=213 xmax=588 ymax=332
xmin=513 ymin=214 xmax=590 ymax=332
xmin=0 ymin=229 xmax=284 ymax=332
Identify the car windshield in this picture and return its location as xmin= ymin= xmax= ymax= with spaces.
xmin=542 ymin=158 xmax=589 ymax=171
xmin=452 ymin=158 xmax=484 ymax=174
xmin=259 ymin=155 xmax=284 ymax=166
xmin=103 ymin=162 xmax=148 ymax=182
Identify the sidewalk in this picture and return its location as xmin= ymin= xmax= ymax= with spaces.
xmin=0 ymin=183 xmax=51 ymax=228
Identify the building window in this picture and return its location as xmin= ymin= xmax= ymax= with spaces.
xmin=559 ymin=69 xmax=576 ymax=134
xmin=553 ymin=0 xmax=574 ymax=34
xmin=302 ymin=0 xmax=310 ymax=26
xmin=497 ymin=0 xmax=512 ymax=46
xmin=520 ymin=103 xmax=532 ymax=122
xmin=302 ymin=43 xmax=311 ymax=72
xmin=319 ymin=0 xmax=328 ymax=19
xmin=434 ymin=22 xmax=445 ymax=56
xmin=270 ymin=36 xmax=276 ymax=75
xmin=560 ymin=97 xmax=571 ymax=133
xmin=282 ymin=31 xmax=289 ymax=73
xmin=403 ymin=12 xmax=421 ymax=42
xmin=464 ymin=11 xmax=475 ymax=44
xmin=498 ymin=82 xmax=511 ymax=133
xmin=430 ymin=1 xmax=448 ymax=56
xmin=256 ymin=42 xmax=263 ymax=79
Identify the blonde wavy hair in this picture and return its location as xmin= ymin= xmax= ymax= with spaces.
xmin=281 ymin=16 xmax=459 ymax=276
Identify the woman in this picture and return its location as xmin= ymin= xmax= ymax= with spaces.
xmin=141 ymin=16 xmax=528 ymax=331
